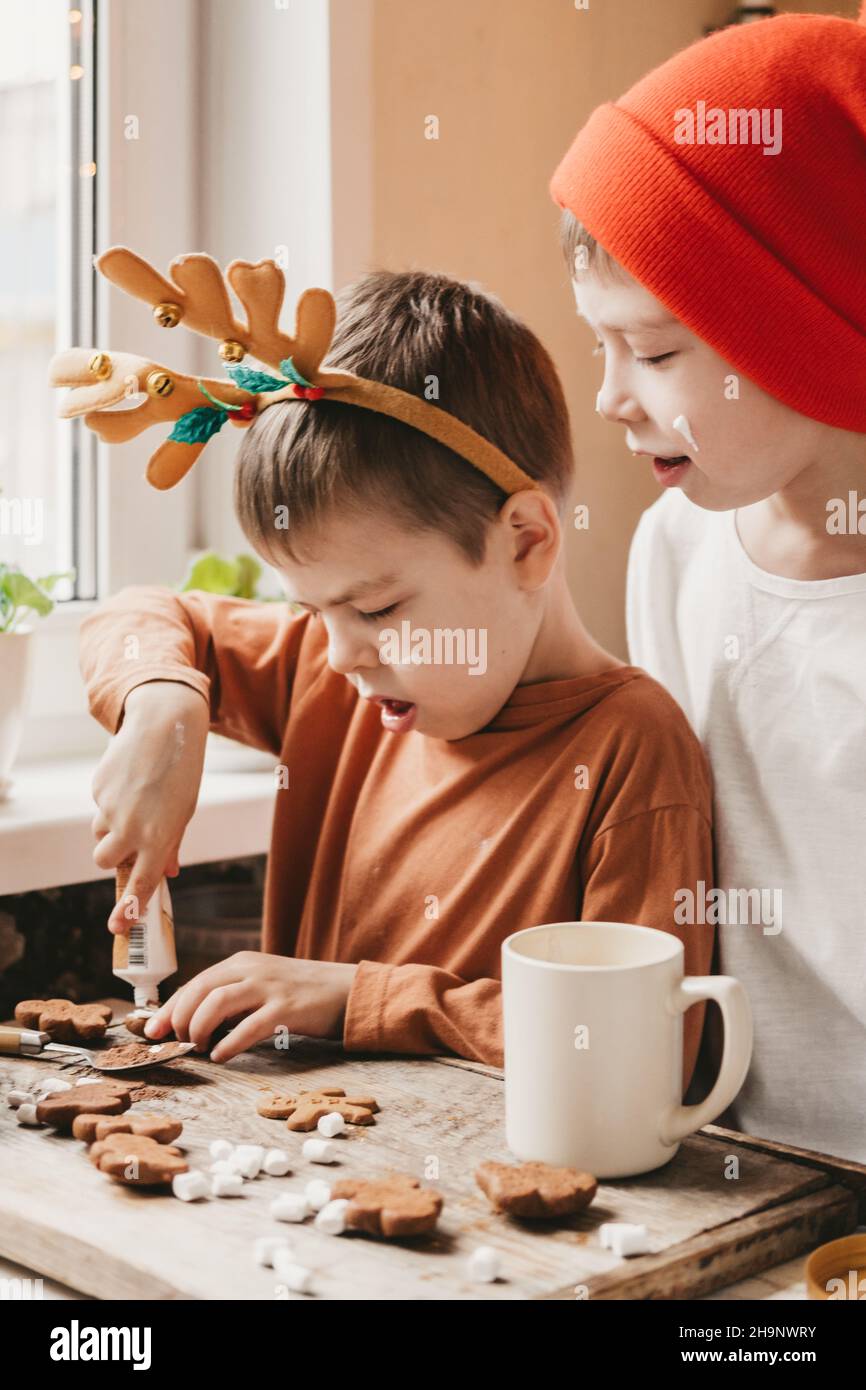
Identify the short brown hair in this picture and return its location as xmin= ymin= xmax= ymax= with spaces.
xmin=234 ymin=269 xmax=574 ymax=568
xmin=558 ymin=208 xmax=626 ymax=283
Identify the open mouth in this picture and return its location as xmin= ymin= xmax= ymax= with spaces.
xmin=652 ymin=454 xmax=692 ymax=486
xmin=374 ymin=696 xmax=417 ymax=733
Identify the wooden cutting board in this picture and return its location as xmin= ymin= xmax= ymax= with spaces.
xmin=1 ymin=1006 xmax=863 ymax=1300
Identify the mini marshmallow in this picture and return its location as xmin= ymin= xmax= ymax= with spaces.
xmin=314 ymin=1198 xmax=349 ymax=1236
xmin=270 ymin=1193 xmax=309 ymax=1223
xmin=209 ymin=1159 xmax=235 ymax=1176
xmin=304 ymin=1178 xmax=332 ymax=1212
xmin=231 ymin=1144 xmax=265 ymax=1179
xmin=209 ymin=1139 xmax=234 ymax=1162
xmin=34 ymin=1077 xmax=73 ymax=1097
xmin=253 ymin=1236 xmax=293 ymax=1268
xmin=599 ymin=1222 xmax=650 ymax=1257
xmin=16 ymin=1103 xmax=41 ymax=1126
xmin=262 ymin=1148 xmax=291 ymax=1177
xmin=672 ymin=414 xmax=699 ymax=454
xmin=7 ymin=1089 xmax=33 ymax=1108
xmin=467 ymin=1246 xmax=501 ymax=1283
xmin=316 ymin=1111 xmax=345 ymax=1139
xmin=172 ymin=1170 xmax=210 ymax=1202
xmin=272 ymin=1251 xmax=313 ymax=1294
xmin=211 ymin=1172 xmax=244 ymax=1198
xmin=74 ymin=1077 xmax=102 ymax=1086
xmin=302 ymin=1137 xmax=335 ymax=1164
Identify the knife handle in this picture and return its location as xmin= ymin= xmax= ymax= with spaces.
xmin=0 ymin=1026 xmax=51 ymax=1054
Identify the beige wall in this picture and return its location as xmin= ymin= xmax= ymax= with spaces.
xmin=346 ymin=0 xmax=856 ymax=657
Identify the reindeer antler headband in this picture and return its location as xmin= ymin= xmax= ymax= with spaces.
xmin=47 ymin=247 xmax=541 ymax=495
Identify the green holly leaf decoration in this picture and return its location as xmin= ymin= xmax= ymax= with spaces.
xmin=278 ymin=357 xmax=313 ymax=389
xmin=227 ymin=364 xmax=289 ymax=393
xmin=168 ymin=407 xmax=228 ymax=445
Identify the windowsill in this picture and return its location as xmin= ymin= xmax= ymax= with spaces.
xmin=0 ymin=741 xmax=276 ymax=895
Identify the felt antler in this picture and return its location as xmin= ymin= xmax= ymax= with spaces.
xmin=96 ymin=247 xmax=349 ymax=384
xmin=48 ymin=246 xmax=542 ymax=497
xmin=49 ymin=247 xmax=356 ymax=489
xmin=48 ymin=349 xmax=257 ymax=490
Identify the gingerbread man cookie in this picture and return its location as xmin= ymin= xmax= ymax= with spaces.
xmin=330 ymin=1172 xmax=443 ymax=1237
xmin=257 ymin=1086 xmax=379 ymax=1131
xmin=475 ymin=1160 xmax=598 ymax=1220
xmin=35 ymin=1081 xmax=132 ymax=1132
xmin=88 ymin=1133 xmax=188 ymax=1186
xmin=72 ymin=1111 xmax=183 ymax=1144
xmin=15 ymin=998 xmax=113 ymax=1043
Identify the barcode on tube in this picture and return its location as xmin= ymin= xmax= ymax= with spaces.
xmin=128 ymin=925 xmax=147 ymax=967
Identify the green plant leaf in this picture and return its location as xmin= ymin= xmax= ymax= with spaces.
xmin=234 ymin=553 xmax=262 ymax=600
xmin=3 ymin=570 xmax=54 ymax=622
xmin=36 ymin=570 xmax=75 ymax=596
xmin=181 ymin=551 xmax=240 ymax=595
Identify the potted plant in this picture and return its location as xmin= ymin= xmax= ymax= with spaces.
xmin=0 ymin=565 xmax=73 ymax=797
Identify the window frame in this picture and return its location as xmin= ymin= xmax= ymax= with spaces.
xmin=20 ymin=0 xmax=199 ymax=761
xmin=22 ymin=0 xmax=357 ymax=763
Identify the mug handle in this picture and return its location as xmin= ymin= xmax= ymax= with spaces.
xmin=659 ymin=975 xmax=753 ymax=1147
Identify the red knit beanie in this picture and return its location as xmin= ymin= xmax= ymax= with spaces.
xmin=550 ymin=4 xmax=866 ymax=431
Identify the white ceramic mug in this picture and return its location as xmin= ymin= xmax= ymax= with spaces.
xmin=502 ymin=921 xmax=753 ymax=1178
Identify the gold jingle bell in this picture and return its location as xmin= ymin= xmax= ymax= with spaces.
xmin=218 ymin=339 xmax=246 ymax=364
xmin=145 ymin=369 xmax=175 ymax=399
xmin=153 ymin=301 xmax=183 ymax=328
xmin=89 ymin=351 xmax=113 ymax=380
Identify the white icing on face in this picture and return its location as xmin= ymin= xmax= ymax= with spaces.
xmin=672 ymin=414 xmax=699 ymax=453
xmin=595 ymin=391 xmax=603 ymax=415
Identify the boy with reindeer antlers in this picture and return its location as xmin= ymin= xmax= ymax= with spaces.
xmin=55 ymin=247 xmax=715 ymax=1076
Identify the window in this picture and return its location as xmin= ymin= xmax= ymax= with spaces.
xmin=0 ymin=0 xmax=97 ymax=599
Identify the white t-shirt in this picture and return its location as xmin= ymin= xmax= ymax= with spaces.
xmin=627 ymin=487 xmax=866 ymax=1162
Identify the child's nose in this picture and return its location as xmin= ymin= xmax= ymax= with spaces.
xmin=326 ymin=628 xmax=381 ymax=678
xmin=596 ymin=374 xmax=645 ymax=427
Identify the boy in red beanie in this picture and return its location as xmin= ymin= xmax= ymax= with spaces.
xmin=550 ymin=7 xmax=866 ymax=1162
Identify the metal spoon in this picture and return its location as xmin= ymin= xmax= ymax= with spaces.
xmin=0 ymin=1026 xmax=196 ymax=1073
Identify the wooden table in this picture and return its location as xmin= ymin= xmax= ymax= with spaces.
xmin=2 ymin=1011 xmax=864 ymax=1300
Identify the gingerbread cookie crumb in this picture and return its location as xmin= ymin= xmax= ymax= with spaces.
xmin=96 ymin=1041 xmax=190 ymax=1070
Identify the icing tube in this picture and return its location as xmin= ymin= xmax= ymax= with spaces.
xmin=113 ymin=863 xmax=177 ymax=1008
xmin=672 ymin=414 xmax=699 ymax=453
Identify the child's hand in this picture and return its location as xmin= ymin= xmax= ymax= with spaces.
xmin=143 ymin=952 xmax=359 ymax=1062
xmin=91 ymin=681 xmax=210 ymax=933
